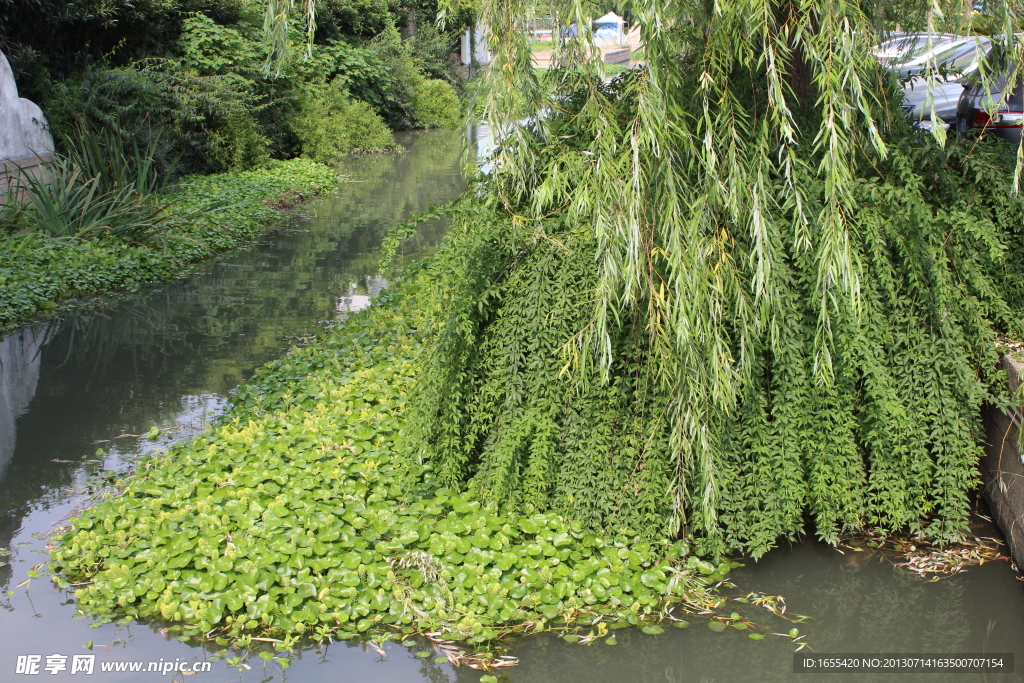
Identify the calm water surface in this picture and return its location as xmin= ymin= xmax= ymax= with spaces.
xmin=1 ymin=128 xmax=1022 ymax=683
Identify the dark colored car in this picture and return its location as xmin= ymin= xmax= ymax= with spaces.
xmin=902 ymin=77 xmax=973 ymax=130
xmin=956 ymin=70 xmax=1024 ymax=144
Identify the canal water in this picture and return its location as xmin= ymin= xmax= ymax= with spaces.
xmin=1 ymin=128 xmax=1022 ymax=682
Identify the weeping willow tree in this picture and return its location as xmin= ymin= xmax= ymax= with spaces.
xmin=261 ymin=0 xmax=1024 ymax=556
xmin=383 ymin=0 xmax=1024 ymax=558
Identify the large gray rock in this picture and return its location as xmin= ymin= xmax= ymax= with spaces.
xmin=0 ymin=51 xmax=54 ymax=161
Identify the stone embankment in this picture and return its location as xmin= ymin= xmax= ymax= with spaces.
xmin=982 ymin=355 xmax=1024 ymax=569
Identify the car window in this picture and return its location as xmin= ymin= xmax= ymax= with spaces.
xmin=964 ymin=57 xmax=1011 ymax=87
xmin=878 ymin=35 xmax=922 ymax=51
xmin=896 ymin=36 xmax=932 ymax=52
xmin=902 ymin=40 xmax=970 ymax=65
xmin=879 ymin=35 xmax=963 ymax=65
xmin=934 ymin=44 xmax=967 ymax=63
xmin=994 ymin=63 xmax=1017 ymax=98
xmin=945 ymin=49 xmax=973 ymax=71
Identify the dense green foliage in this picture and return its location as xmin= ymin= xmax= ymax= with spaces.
xmin=3 ymin=127 xmax=177 ymax=242
xmin=290 ymin=83 xmax=397 ymax=162
xmin=0 ymin=159 xmax=336 ymax=331
xmin=45 ymin=57 xmax=270 ymax=177
xmin=406 ymin=0 xmax=1024 ymax=558
xmin=409 ymin=79 xmax=462 ymax=127
xmin=49 ymin=269 xmax=730 ymax=646
xmin=7 ymin=0 xmax=467 ymax=176
xmin=36 ymin=0 xmax=1024 ymax=656
xmin=404 ymin=65 xmax=1024 ymax=557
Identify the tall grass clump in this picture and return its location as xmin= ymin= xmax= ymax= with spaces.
xmin=2 ymin=126 xmax=178 ymax=244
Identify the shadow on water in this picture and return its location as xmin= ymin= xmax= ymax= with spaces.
xmin=0 ymin=126 xmax=1022 ymax=682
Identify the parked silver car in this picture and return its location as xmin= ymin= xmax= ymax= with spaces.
xmin=876 ymin=34 xmax=992 ymax=129
xmin=874 ymin=33 xmax=959 ymax=63
xmin=900 ymin=39 xmax=992 ymax=128
xmin=896 ymin=37 xmax=991 ymax=77
xmin=956 ymin=69 xmax=1024 ymax=144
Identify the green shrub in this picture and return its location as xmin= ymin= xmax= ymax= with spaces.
xmin=45 ymin=59 xmax=268 ymax=176
xmin=178 ymin=13 xmax=262 ymax=77
xmin=408 ymin=23 xmax=465 ymax=90
xmin=360 ymin=25 xmax=422 ymax=128
xmin=314 ymin=0 xmax=395 ymax=40
xmin=290 ymin=82 xmax=396 ymax=162
xmin=410 ymin=78 xmax=461 ymax=128
xmin=207 ymin=112 xmax=271 ymax=171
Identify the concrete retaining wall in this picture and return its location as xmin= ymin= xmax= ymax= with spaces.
xmin=981 ymin=355 xmax=1024 ymax=569
xmin=604 ymin=48 xmax=631 ymax=65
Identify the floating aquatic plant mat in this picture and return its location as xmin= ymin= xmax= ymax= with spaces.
xmin=44 ymin=264 xmax=804 ymax=671
xmin=837 ymin=530 xmax=1011 ymax=580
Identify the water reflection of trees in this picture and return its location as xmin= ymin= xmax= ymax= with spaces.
xmin=489 ymin=544 xmax=1022 ymax=683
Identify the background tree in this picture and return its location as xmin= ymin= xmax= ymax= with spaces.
xmin=3 ymin=0 xmax=467 ymax=175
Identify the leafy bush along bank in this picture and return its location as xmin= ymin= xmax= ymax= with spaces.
xmin=0 ymin=159 xmax=337 ymax=331
xmin=12 ymin=5 xmax=469 ymax=178
xmin=50 ymin=270 xmax=731 ymax=647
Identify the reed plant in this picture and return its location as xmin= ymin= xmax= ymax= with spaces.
xmin=2 ymin=126 xmax=178 ymax=244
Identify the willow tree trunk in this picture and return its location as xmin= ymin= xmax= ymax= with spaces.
xmin=774 ymin=0 xmax=815 ymax=102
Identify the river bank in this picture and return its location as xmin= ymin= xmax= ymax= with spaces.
xmin=0 ymin=158 xmax=338 ymax=334
xmin=44 ymin=216 xmax=1024 ymax=683
xmin=4 ymin=129 xmax=1023 ymax=683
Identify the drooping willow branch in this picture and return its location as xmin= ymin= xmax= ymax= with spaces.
xmin=404 ymin=0 xmax=1024 ymax=547
xmin=262 ymin=0 xmax=317 ymax=77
